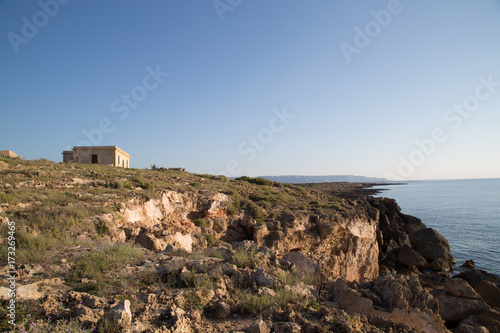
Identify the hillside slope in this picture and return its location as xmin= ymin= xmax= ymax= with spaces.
xmin=0 ymin=159 xmax=498 ymax=332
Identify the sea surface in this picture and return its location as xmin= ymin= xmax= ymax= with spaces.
xmin=373 ymin=178 xmax=500 ymax=275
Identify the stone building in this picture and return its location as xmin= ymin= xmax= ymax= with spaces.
xmin=0 ymin=150 xmax=22 ymax=159
xmin=62 ymin=146 xmax=130 ymax=168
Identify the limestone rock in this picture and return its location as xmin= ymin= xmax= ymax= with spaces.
xmin=283 ymin=252 xmax=319 ymax=278
xmin=248 ymin=318 xmax=270 ymax=333
xmin=416 ymin=241 xmax=451 ymax=260
xmin=0 ymin=278 xmax=70 ymax=301
xmin=327 ymin=277 xmax=447 ymax=333
xmin=456 ymin=269 xmax=500 ymax=288
xmin=445 ymin=278 xmax=481 ymax=299
xmin=213 ymin=302 xmax=231 ymax=319
xmin=274 ymin=322 xmax=301 ymax=333
xmin=456 ymin=321 xmax=489 ymax=333
xmin=135 ymin=233 xmax=167 ymax=252
xmin=432 ymin=290 xmax=490 ymax=324
xmin=475 ymin=280 xmax=500 ymax=308
xmin=212 ymin=217 xmax=228 ymax=233
xmin=102 ymin=300 xmax=132 ymax=330
xmin=409 ymin=228 xmax=449 ymax=248
xmin=72 ymin=304 xmax=100 ymax=325
xmin=431 ymin=258 xmax=452 ymax=272
xmin=252 ymin=268 xmax=276 ymax=288
xmin=462 ymin=260 xmax=476 ymax=269
xmin=397 ymin=245 xmax=427 ymax=268
xmin=253 ymin=224 xmax=269 ymax=244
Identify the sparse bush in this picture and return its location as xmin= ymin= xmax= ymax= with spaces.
xmin=184 ymin=291 xmax=203 ymax=310
xmin=132 ymin=176 xmax=153 ymax=190
xmin=94 ymin=220 xmax=108 ymax=236
xmin=238 ymin=292 xmax=274 ymax=313
xmin=161 ymin=271 xmax=188 ymax=289
xmin=275 ymin=268 xmax=302 ymax=286
xmin=235 ymin=176 xmax=280 ymax=187
xmin=276 ymin=288 xmax=304 ymax=309
xmin=68 ymin=242 xmax=145 ymax=286
xmin=204 ymin=233 xmax=217 ymax=247
xmin=194 ymin=218 xmax=209 ymax=228
xmin=113 ymin=180 xmax=124 ymax=189
xmin=232 ymin=248 xmax=260 ymax=268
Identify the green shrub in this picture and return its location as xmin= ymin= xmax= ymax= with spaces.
xmin=235 ymin=176 xmax=281 ymax=187
xmin=132 ymin=177 xmax=153 ymax=190
xmin=204 ymin=233 xmax=217 ymax=247
xmin=232 ymin=248 xmax=260 ymax=268
xmin=161 ymin=271 xmax=187 ymax=289
xmin=276 ymin=288 xmax=304 ymax=309
xmin=238 ymin=292 xmax=274 ymax=313
xmin=94 ymin=220 xmax=108 ymax=236
xmin=68 ymin=242 xmax=144 ymax=285
xmin=194 ymin=218 xmax=209 ymax=228
xmin=113 ymin=180 xmax=124 ymax=189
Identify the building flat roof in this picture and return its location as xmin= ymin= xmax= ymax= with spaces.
xmin=71 ymin=146 xmax=130 ymax=158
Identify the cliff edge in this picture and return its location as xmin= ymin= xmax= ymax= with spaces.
xmin=0 ymin=158 xmax=499 ymax=332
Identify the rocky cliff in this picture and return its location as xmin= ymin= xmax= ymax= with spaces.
xmin=0 ymin=159 xmax=499 ymax=332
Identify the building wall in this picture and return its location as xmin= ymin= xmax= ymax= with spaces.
xmin=0 ymin=150 xmax=20 ymax=158
xmin=62 ymin=151 xmax=73 ymax=163
xmin=62 ymin=146 xmax=130 ymax=168
xmin=75 ymin=148 xmax=115 ymax=166
xmin=115 ymin=151 xmax=130 ymax=168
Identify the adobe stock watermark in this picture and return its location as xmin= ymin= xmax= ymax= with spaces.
xmin=213 ymin=0 xmax=243 ymax=22
xmin=340 ymin=0 xmax=414 ymax=64
xmin=385 ymin=74 xmax=500 ymax=180
xmin=214 ymin=107 xmax=296 ymax=177
xmin=7 ymin=0 xmax=71 ymax=54
xmin=5 ymin=220 xmax=17 ymax=327
xmin=67 ymin=65 xmax=168 ymax=149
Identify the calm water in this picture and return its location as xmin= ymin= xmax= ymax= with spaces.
xmin=373 ymin=178 xmax=500 ymax=275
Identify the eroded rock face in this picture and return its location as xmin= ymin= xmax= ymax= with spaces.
xmin=291 ymin=216 xmax=379 ymax=282
xmin=102 ymin=300 xmax=132 ymax=330
xmin=370 ymin=197 xmax=455 ymax=274
xmin=432 ymin=290 xmax=490 ymax=324
xmin=327 ymin=274 xmax=448 ymax=333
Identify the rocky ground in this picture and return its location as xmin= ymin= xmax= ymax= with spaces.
xmin=0 ymin=158 xmax=499 ymax=332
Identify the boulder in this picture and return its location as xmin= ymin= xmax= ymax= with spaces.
xmin=252 ymin=268 xmax=276 ymax=288
xmin=397 ymin=245 xmax=427 ymax=268
xmin=416 ymin=242 xmax=450 ymax=261
xmin=327 ymin=277 xmax=447 ymax=332
xmin=213 ymin=301 xmax=231 ymax=319
xmin=274 ymin=322 xmax=301 ymax=333
xmin=456 ymin=321 xmax=489 ymax=333
xmin=248 ymin=318 xmax=271 ymax=333
xmin=212 ymin=217 xmax=228 ymax=233
xmin=475 ymin=280 xmax=500 ymax=308
xmin=398 ymin=213 xmax=426 ymax=234
xmin=102 ymin=300 xmax=132 ymax=330
xmin=283 ymin=252 xmax=319 ymax=278
xmin=72 ymin=304 xmax=100 ymax=325
xmin=383 ymin=229 xmax=410 ymax=248
xmin=432 ymin=291 xmax=490 ymax=324
xmin=135 ymin=233 xmax=167 ymax=252
xmin=462 ymin=309 xmax=500 ymax=333
xmin=253 ymin=224 xmax=269 ymax=244
xmin=445 ymin=278 xmax=481 ymax=299
xmin=462 ymin=260 xmax=476 ymax=269
xmin=431 ymin=258 xmax=452 ymax=272
xmin=455 ymin=269 xmax=500 ymax=288
xmin=409 ymin=228 xmax=449 ymax=248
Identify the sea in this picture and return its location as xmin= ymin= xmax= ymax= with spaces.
xmin=373 ymin=178 xmax=500 ymax=276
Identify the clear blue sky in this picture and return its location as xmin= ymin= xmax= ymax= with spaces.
xmin=1 ymin=0 xmax=499 ymax=180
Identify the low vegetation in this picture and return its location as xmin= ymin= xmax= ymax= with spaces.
xmin=0 ymin=157 xmax=357 ymax=331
